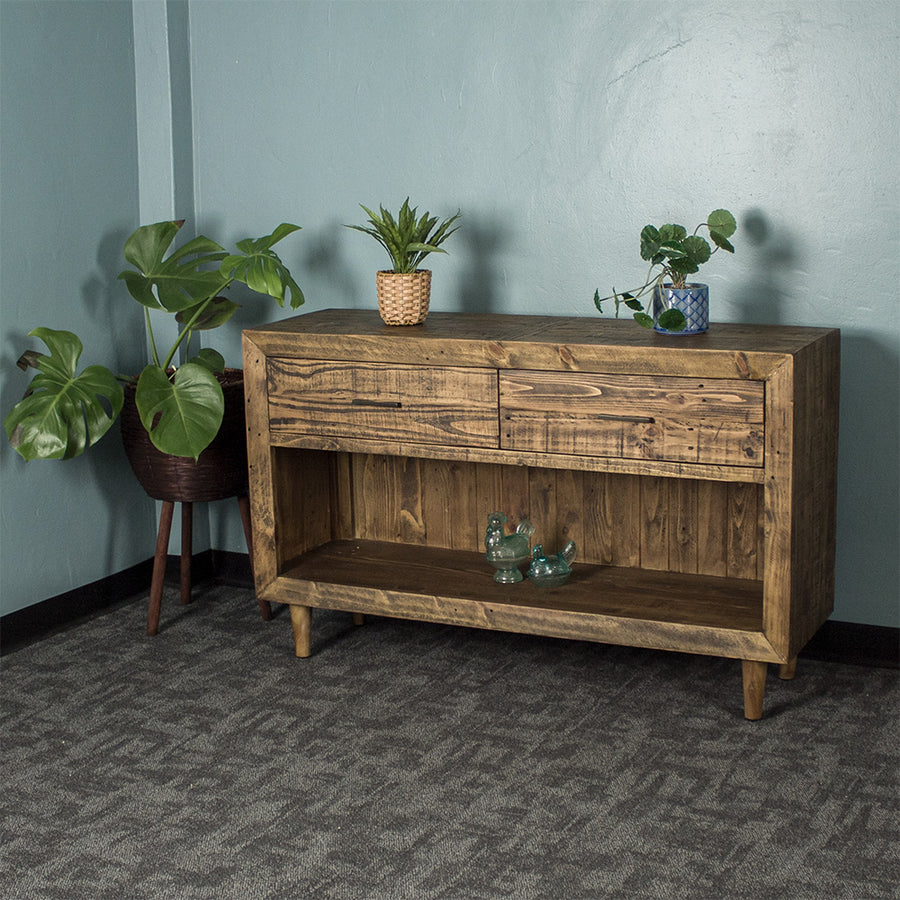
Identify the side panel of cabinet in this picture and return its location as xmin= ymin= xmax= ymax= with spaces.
xmin=760 ymin=337 xmax=839 ymax=661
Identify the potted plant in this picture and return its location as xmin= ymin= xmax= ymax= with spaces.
xmin=5 ymin=219 xmax=303 ymax=468
xmin=4 ymin=219 xmax=304 ymax=635
xmin=593 ymin=208 xmax=737 ymax=334
xmin=345 ymin=198 xmax=460 ymax=325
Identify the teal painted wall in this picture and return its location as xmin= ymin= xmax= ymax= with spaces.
xmin=189 ymin=0 xmax=898 ymax=628
xmin=1 ymin=1 xmax=897 ymax=630
xmin=0 ymin=1 xmax=153 ymax=615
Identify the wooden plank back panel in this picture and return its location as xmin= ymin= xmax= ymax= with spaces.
xmin=335 ymin=453 xmax=764 ymax=578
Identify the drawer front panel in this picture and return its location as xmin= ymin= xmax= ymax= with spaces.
xmin=268 ymin=359 xmax=499 ymax=447
xmin=500 ymin=371 xmax=765 ymax=466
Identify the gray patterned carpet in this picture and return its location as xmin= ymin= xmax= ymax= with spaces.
xmin=2 ymin=583 xmax=898 ymax=900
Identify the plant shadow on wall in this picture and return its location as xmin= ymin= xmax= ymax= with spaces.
xmin=728 ymin=209 xmax=798 ymax=325
xmin=302 ymin=222 xmax=363 ymax=310
xmin=454 ymin=214 xmax=510 ymax=314
xmin=1 ymin=227 xmax=158 ymax=577
xmin=82 ymin=228 xmax=163 ymax=570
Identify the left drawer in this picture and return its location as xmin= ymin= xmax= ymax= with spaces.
xmin=267 ymin=359 xmax=499 ymax=448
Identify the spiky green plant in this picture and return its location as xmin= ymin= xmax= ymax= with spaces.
xmin=346 ymin=198 xmax=460 ymax=273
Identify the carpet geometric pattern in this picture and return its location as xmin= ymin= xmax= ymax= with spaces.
xmin=2 ymin=584 xmax=898 ymax=899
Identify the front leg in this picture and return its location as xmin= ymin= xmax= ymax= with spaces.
xmin=290 ymin=605 xmax=312 ymax=658
xmin=741 ymin=660 xmax=768 ymax=720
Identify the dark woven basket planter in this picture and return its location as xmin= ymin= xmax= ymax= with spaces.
xmin=120 ymin=368 xmax=249 ymax=503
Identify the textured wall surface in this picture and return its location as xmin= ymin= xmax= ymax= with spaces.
xmin=189 ymin=0 xmax=898 ymax=627
xmin=0 ymin=1 xmax=152 ymax=615
xmin=1 ymin=1 xmax=897 ymax=628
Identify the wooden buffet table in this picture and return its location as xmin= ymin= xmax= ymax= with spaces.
xmin=242 ymin=310 xmax=839 ymax=720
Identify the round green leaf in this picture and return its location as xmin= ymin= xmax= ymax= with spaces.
xmin=682 ymin=235 xmax=712 ymax=265
xmin=707 ymin=209 xmax=736 ymax=238
xmin=639 ymin=225 xmax=661 ymax=261
xmin=657 ymin=309 xmax=687 ymax=331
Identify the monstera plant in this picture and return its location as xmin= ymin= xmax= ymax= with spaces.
xmin=5 ymin=219 xmax=303 ymax=462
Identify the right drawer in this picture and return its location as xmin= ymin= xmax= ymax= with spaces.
xmin=499 ymin=371 xmax=765 ymax=467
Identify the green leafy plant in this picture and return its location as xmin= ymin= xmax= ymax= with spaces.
xmin=345 ymin=198 xmax=460 ymax=273
xmin=593 ymin=209 xmax=737 ymax=331
xmin=5 ymin=219 xmax=303 ymax=462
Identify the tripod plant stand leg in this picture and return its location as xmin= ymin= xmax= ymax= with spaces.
xmin=180 ymin=502 xmax=193 ymax=606
xmin=147 ymin=500 xmax=175 ymax=636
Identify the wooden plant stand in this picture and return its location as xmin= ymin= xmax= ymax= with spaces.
xmin=242 ymin=310 xmax=839 ymax=720
xmin=146 ymin=495 xmax=271 ymax=635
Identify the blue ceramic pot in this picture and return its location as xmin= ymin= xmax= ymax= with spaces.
xmin=652 ymin=283 xmax=709 ymax=335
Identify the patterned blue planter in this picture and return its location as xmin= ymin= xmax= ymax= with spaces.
xmin=652 ymin=283 xmax=709 ymax=335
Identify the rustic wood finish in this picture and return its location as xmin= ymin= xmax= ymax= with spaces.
xmin=500 ymin=371 xmax=764 ymax=466
xmin=242 ymin=310 xmax=840 ymax=720
xmin=267 ymin=359 xmax=498 ymax=447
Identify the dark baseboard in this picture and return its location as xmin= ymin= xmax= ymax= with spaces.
xmin=799 ymin=619 xmax=899 ymax=670
xmin=2 ymin=559 xmax=898 ymax=668
xmin=0 ymin=550 xmax=251 ymax=656
xmin=1 ymin=558 xmax=155 ymax=655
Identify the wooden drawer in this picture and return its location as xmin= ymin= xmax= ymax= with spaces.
xmin=267 ymin=359 xmax=499 ymax=448
xmin=500 ymin=371 xmax=765 ymax=466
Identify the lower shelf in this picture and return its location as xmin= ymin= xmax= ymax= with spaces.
xmin=266 ymin=540 xmax=774 ymax=661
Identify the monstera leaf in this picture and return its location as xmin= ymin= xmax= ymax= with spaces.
xmin=119 ymin=220 xmax=227 ymax=313
xmin=175 ymin=295 xmax=241 ymax=332
xmin=4 ymin=328 xmax=123 ymax=460
xmin=135 ymin=363 xmax=224 ymax=460
xmin=219 ymin=223 xmax=304 ymax=308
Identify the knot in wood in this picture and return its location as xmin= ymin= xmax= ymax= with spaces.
xmin=557 ymin=345 xmax=576 ymax=368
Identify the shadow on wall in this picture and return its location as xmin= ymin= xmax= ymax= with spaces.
xmin=293 ymin=215 xmax=513 ymax=316
xmin=303 ymin=221 xmax=368 ymax=311
xmin=835 ymin=331 xmax=900 ymax=621
xmin=454 ymin=214 xmax=510 ymax=315
xmin=1 ymin=226 xmax=157 ymax=583
xmin=730 ymin=209 xmax=799 ymax=325
xmin=81 ymin=226 xmax=145 ymax=376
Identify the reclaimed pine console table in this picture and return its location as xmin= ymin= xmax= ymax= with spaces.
xmin=242 ymin=310 xmax=839 ymax=719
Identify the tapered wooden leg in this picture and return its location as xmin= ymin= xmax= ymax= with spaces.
xmin=352 ymin=613 xmax=365 ymax=626
xmin=778 ymin=657 xmax=798 ymax=680
xmin=147 ymin=501 xmax=175 ymax=636
xmin=238 ymin=494 xmax=271 ymax=621
xmin=180 ymin=502 xmax=193 ymax=605
xmin=290 ymin=605 xmax=312 ymax=658
xmin=742 ymin=660 xmax=768 ymax=720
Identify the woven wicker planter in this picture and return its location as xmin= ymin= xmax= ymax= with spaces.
xmin=376 ymin=269 xmax=432 ymax=325
xmin=120 ymin=368 xmax=248 ymax=503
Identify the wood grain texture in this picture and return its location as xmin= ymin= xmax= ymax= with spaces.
xmin=267 ymin=359 xmax=498 ymax=448
xmin=241 ymin=334 xmax=278 ymax=590
xmin=285 ymin=453 xmax=763 ymax=578
xmin=742 ymin=659 xmax=768 ymax=720
xmin=267 ymin=431 xmax=767 ymax=484
xmin=245 ymin=309 xmax=832 ymax=379
xmin=268 ymin=540 xmax=773 ymax=661
xmin=244 ymin=310 xmax=840 ymax=716
xmin=500 ymin=371 xmax=764 ymax=466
